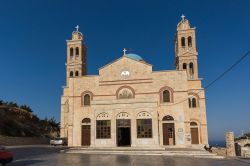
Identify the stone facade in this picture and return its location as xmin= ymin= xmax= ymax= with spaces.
xmin=60 ymin=16 xmax=208 ymax=147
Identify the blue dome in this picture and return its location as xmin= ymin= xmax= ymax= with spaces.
xmin=125 ymin=53 xmax=143 ymax=61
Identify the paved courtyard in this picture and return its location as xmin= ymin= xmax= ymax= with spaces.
xmin=6 ymin=145 xmax=250 ymax=166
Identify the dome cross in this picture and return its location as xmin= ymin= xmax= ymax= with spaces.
xmin=123 ymin=48 xmax=127 ymax=55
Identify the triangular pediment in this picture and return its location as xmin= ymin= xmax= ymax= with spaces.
xmin=99 ymin=56 xmax=152 ymax=81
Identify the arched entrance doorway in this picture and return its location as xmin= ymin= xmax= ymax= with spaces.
xmin=162 ymin=115 xmax=175 ymax=145
xmin=190 ymin=122 xmax=199 ymax=144
xmin=116 ymin=112 xmax=131 ymax=147
xmin=81 ymin=118 xmax=91 ymax=146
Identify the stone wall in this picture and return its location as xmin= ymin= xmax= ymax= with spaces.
xmin=211 ymin=147 xmax=227 ymax=156
xmin=235 ymin=138 xmax=250 ymax=157
xmin=226 ymin=132 xmax=236 ymax=157
xmin=0 ymin=135 xmax=49 ymax=146
xmin=241 ymin=147 xmax=250 ymax=158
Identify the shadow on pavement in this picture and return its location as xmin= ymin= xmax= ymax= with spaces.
xmin=8 ymin=159 xmax=44 ymax=166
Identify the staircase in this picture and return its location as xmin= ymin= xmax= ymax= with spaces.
xmin=65 ymin=147 xmax=224 ymax=159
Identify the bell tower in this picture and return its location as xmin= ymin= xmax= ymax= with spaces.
xmin=66 ymin=25 xmax=87 ymax=84
xmin=175 ymin=15 xmax=198 ymax=80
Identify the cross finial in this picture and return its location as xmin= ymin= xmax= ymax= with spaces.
xmin=75 ymin=25 xmax=80 ymax=32
xmin=123 ymin=48 xmax=127 ymax=55
xmin=181 ymin=14 xmax=185 ymax=21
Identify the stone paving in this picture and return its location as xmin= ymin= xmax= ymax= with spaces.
xmin=6 ymin=145 xmax=250 ymax=166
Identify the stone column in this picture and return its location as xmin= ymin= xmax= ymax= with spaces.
xmin=226 ymin=132 xmax=236 ymax=157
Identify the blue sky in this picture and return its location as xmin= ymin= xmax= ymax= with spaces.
xmin=0 ymin=0 xmax=249 ymax=141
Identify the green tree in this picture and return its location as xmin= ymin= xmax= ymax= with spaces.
xmin=8 ymin=102 xmax=18 ymax=108
xmin=20 ymin=105 xmax=33 ymax=113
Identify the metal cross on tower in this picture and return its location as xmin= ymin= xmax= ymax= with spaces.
xmin=181 ymin=14 xmax=185 ymax=21
xmin=75 ymin=25 xmax=80 ymax=32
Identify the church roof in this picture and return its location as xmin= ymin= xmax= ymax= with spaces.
xmin=125 ymin=53 xmax=143 ymax=61
xmin=99 ymin=54 xmax=151 ymax=70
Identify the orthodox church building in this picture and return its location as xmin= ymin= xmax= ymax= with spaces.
xmin=60 ymin=16 xmax=208 ymax=147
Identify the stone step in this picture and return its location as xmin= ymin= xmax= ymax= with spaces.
xmin=69 ymin=147 xmax=204 ymax=151
xmin=65 ymin=148 xmax=224 ymax=159
xmin=70 ymin=147 xmax=166 ymax=151
xmin=67 ymin=150 xmax=214 ymax=155
xmin=68 ymin=150 xmax=211 ymax=154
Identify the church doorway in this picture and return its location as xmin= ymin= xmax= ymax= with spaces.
xmin=162 ymin=116 xmax=175 ymax=146
xmin=190 ymin=122 xmax=199 ymax=144
xmin=116 ymin=119 xmax=131 ymax=147
xmin=81 ymin=118 xmax=91 ymax=146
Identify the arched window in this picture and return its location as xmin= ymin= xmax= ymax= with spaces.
xmin=96 ymin=113 xmax=111 ymax=139
xmin=188 ymin=36 xmax=192 ymax=47
xmin=75 ymin=47 xmax=79 ymax=59
xmin=160 ymin=86 xmax=173 ymax=103
xmin=188 ymin=98 xmax=192 ymax=108
xmin=64 ymin=100 xmax=69 ymax=113
xmin=181 ymin=37 xmax=185 ymax=47
xmin=163 ymin=90 xmax=170 ymax=103
xmin=183 ymin=63 xmax=187 ymax=70
xmin=189 ymin=63 xmax=194 ymax=74
xmin=70 ymin=71 xmax=74 ymax=77
xmin=188 ymin=93 xmax=199 ymax=108
xmin=75 ymin=71 xmax=79 ymax=77
xmin=70 ymin=48 xmax=74 ymax=60
xmin=189 ymin=63 xmax=194 ymax=79
xmin=192 ymin=98 xmax=197 ymax=108
xmin=189 ymin=98 xmax=197 ymax=108
xmin=84 ymin=94 xmax=90 ymax=106
xmin=137 ymin=112 xmax=152 ymax=138
xmin=81 ymin=91 xmax=93 ymax=107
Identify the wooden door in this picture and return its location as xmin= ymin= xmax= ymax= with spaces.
xmin=82 ymin=125 xmax=90 ymax=146
xmin=163 ymin=123 xmax=175 ymax=145
xmin=191 ymin=128 xmax=199 ymax=144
